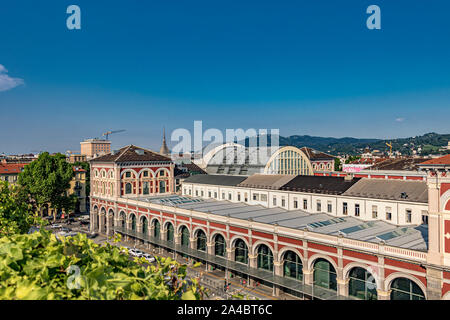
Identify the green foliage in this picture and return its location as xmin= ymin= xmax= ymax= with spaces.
xmin=277 ymin=132 xmax=449 ymax=156
xmin=334 ymin=158 xmax=341 ymax=171
xmin=18 ymin=152 xmax=75 ymax=217
xmin=345 ymin=155 xmax=361 ymax=164
xmin=0 ymin=182 xmax=44 ymax=237
xmin=0 ymin=231 xmax=204 ymax=300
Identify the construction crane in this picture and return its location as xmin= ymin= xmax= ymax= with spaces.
xmin=386 ymin=142 xmax=393 ymax=156
xmin=102 ymin=129 xmax=126 ymax=140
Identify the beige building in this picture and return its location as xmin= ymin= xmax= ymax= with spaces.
xmin=67 ymin=153 xmax=87 ymax=163
xmin=69 ymin=167 xmax=87 ymax=213
xmin=80 ymin=139 xmax=111 ymax=159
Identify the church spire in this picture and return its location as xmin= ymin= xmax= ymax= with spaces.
xmin=159 ymin=127 xmax=170 ymax=156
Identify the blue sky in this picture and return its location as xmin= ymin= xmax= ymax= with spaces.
xmin=1 ymin=0 xmax=450 ymax=154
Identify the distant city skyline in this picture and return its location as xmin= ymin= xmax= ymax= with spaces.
xmin=1 ymin=0 xmax=450 ymax=154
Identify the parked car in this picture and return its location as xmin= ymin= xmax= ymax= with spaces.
xmin=129 ymin=249 xmax=145 ymax=258
xmin=86 ymin=232 xmax=97 ymax=239
xmin=50 ymin=224 xmax=63 ymax=229
xmin=142 ymin=253 xmax=156 ymax=263
xmin=60 ymin=227 xmax=71 ymax=232
xmin=56 ymin=231 xmax=78 ymax=238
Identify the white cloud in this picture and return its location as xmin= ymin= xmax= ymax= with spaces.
xmin=395 ymin=117 xmax=405 ymax=122
xmin=0 ymin=64 xmax=24 ymax=92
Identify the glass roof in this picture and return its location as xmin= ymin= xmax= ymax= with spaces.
xmin=340 ymin=221 xmax=377 ymax=235
xmin=376 ymin=227 xmax=416 ymax=241
xmin=307 ymin=217 xmax=346 ymax=229
xmin=147 ymin=195 xmax=204 ymax=205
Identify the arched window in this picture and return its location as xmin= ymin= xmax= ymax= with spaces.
xmin=214 ymin=234 xmax=226 ymax=257
xmin=180 ymin=226 xmax=190 ymax=247
xmin=283 ymin=250 xmax=303 ymax=281
xmin=257 ymin=244 xmax=273 ymax=271
xmin=166 ymin=223 xmax=174 ymax=242
xmin=159 ymin=181 xmax=166 ymax=194
xmin=120 ymin=211 xmax=126 ymax=229
xmin=109 ymin=210 xmax=115 ymax=228
xmin=348 ymin=267 xmax=377 ymax=300
xmin=313 ymin=258 xmax=337 ymax=291
xmin=131 ymin=214 xmax=136 ymax=231
xmin=152 ymin=219 xmax=160 ymax=238
xmin=100 ymin=208 xmax=106 ymax=233
xmin=234 ymin=239 xmax=248 ymax=264
xmin=125 ymin=183 xmax=132 ymax=194
xmin=390 ymin=278 xmax=425 ymax=300
xmin=143 ymin=181 xmax=150 ymax=195
xmin=196 ymin=230 xmax=207 ymax=251
xmin=141 ymin=216 xmax=148 ymax=235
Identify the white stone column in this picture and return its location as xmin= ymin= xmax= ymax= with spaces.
xmin=337 ymin=278 xmax=349 ymax=297
xmin=248 ymin=254 xmax=257 ymax=286
xmin=106 ymin=214 xmax=112 ymax=237
xmin=303 ymin=269 xmax=314 ymax=286
xmin=273 ymin=260 xmax=282 ymax=296
xmin=206 ymin=242 xmax=214 ymax=271
xmin=377 ymin=289 xmax=391 ymax=300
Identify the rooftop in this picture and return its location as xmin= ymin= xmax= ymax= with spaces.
xmin=300 ymin=147 xmax=335 ymax=161
xmin=342 ymin=178 xmax=428 ymax=203
xmin=369 ymin=157 xmax=429 ymax=171
xmin=81 ymin=139 xmax=111 ymax=143
xmin=237 ymin=174 xmax=297 ymax=190
xmin=184 ymin=173 xmax=429 ymax=203
xmin=136 ymin=194 xmax=428 ymax=251
xmin=420 ymin=154 xmax=450 ymax=166
xmin=91 ymin=145 xmax=171 ymax=163
xmin=280 ymin=175 xmax=361 ymax=195
xmin=0 ymin=163 xmax=26 ymax=175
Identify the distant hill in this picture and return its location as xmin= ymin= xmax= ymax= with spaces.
xmin=243 ymin=132 xmax=450 ymax=156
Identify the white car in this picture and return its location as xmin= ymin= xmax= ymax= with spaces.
xmin=142 ymin=253 xmax=155 ymax=263
xmin=129 ymin=249 xmax=144 ymax=258
xmin=50 ymin=224 xmax=62 ymax=229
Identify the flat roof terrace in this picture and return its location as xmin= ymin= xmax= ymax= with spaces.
xmin=136 ymin=195 xmax=428 ymax=251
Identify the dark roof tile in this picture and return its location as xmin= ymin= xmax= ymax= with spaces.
xmin=91 ymin=145 xmax=171 ymax=163
xmin=280 ymin=175 xmax=360 ymax=194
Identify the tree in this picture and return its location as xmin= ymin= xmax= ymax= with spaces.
xmin=18 ymin=152 xmax=76 ymax=221
xmin=0 ymin=231 xmax=204 ymax=300
xmin=345 ymin=155 xmax=361 ymax=164
xmin=0 ymin=182 xmax=43 ymax=237
xmin=334 ymin=158 xmax=341 ymax=171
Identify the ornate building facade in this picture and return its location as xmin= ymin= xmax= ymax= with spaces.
xmin=89 ymin=154 xmax=450 ymax=300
